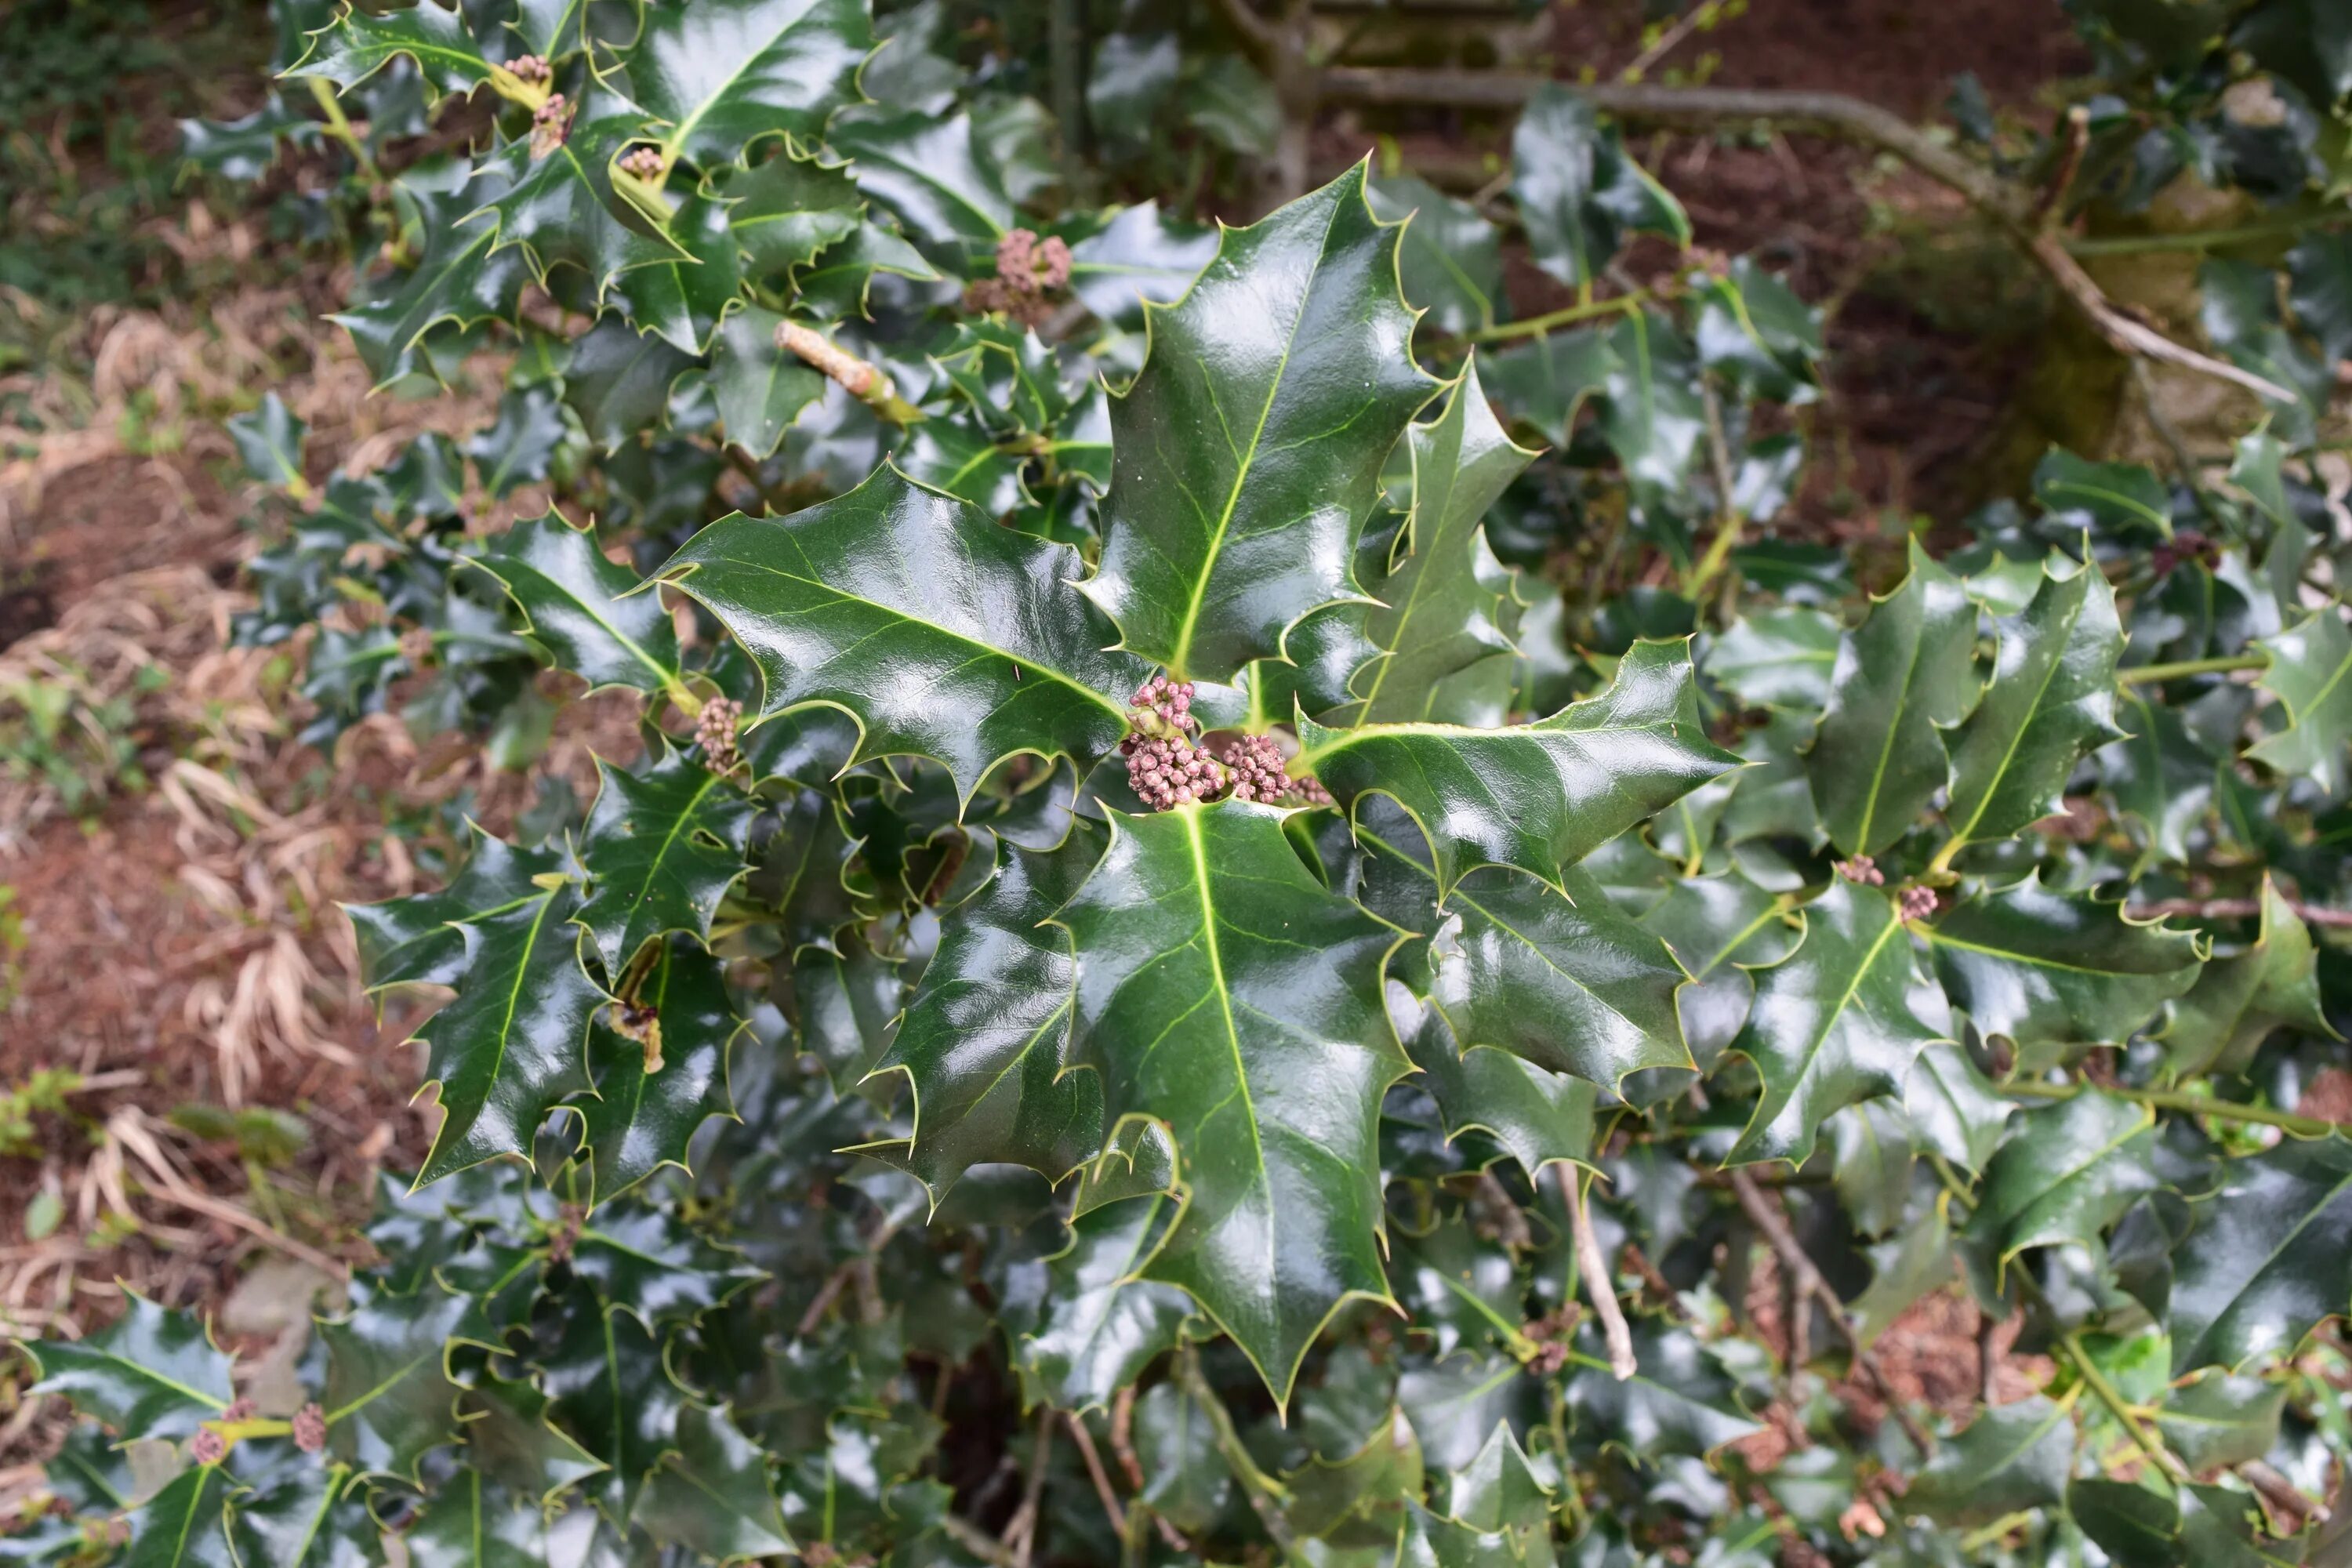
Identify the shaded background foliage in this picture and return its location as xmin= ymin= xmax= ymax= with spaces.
xmin=4 ymin=2 xmax=2352 ymax=1566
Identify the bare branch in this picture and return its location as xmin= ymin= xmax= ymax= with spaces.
xmin=1315 ymin=71 xmax=2296 ymax=403
xmin=1561 ymin=1165 xmax=1636 ymax=1380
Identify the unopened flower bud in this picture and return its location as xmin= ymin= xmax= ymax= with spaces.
xmin=292 ymin=1403 xmax=328 ymax=1454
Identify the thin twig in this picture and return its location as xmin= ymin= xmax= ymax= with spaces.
xmin=1065 ymin=1413 xmax=1128 ymax=1538
xmin=1003 ymin=1408 xmax=1055 ymax=1567
xmin=774 ymin=321 xmax=924 ymax=425
xmin=2002 ymin=1077 xmax=2343 ymax=1134
xmin=2127 ymin=894 xmax=2352 ymax=928
xmin=2062 ymin=1331 xmax=2188 ymax=1483
xmin=1682 ymin=373 xmax=1744 ymax=602
xmin=938 ymin=1513 xmax=1021 ymax=1568
xmin=2030 ymin=106 xmax=2090 ymax=230
xmin=1727 ymin=1170 xmax=1937 ymax=1456
xmin=1561 ymin=1165 xmax=1635 ymax=1380
xmin=1315 ymin=71 xmax=2296 ymax=403
xmin=1618 ymin=1 xmax=1716 ymax=82
xmin=2118 ymin=652 xmax=2267 ymax=684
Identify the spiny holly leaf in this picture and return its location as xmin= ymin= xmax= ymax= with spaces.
xmin=1351 ymin=360 xmax=1538 ymax=724
xmin=1640 ymin=870 xmax=1799 ymax=1065
xmin=574 ymin=942 xmax=743 ymax=1207
xmin=1287 ymin=1406 xmax=1423 ymax=1543
xmin=2103 ymin=689 xmax=2220 ymax=866
xmin=1922 ymin=874 xmax=2201 ymax=1071
xmin=1392 ymin=1218 xmax=1525 ymax=1360
xmin=1511 ymin=85 xmax=1690 ymax=290
xmin=412 ymin=880 xmax=601 ymax=1185
xmin=710 ymin=305 xmax=826 ymax=460
xmin=568 ymin=1205 xmax=760 ymax=1329
xmin=1724 ymin=881 xmax=1950 ymax=1167
xmin=2169 ymin=1136 xmax=2352 ymax=1377
xmin=575 ymin=749 xmax=757 ymax=978
xmin=471 ymin=510 xmax=684 ymax=699
xmin=121 ymin=1462 xmax=232 ymax=1568
xmin=1360 ymin=822 xmax=1688 ymax=1088
xmin=1370 ymin=173 xmax=1504 ymax=337
xmin=1961 ymin=1090 xmax=2158 ymax=1290
xmin=228 ymin=1457 xmax=381 ymax=1568
xmin=727 ymin=146 xmax=861 ymax=278
xmin=1432 ymin=1422 xmax=1555 ymax=1564
xmin=1300 ymin=639 xmax=1740 ymax=897
xmin=868 ymin=830 xmax=1104 ymax=1197
xmin=2156 ymin=1374 xmax=2287 ymax=1472
xmin=465 ymin=386 xmax=569 ymax=499
xmin=627 ymin=0 xmax=873 ymax=166
xmin=2248 ymin=611 xmax=2352 ymax=794
xmin=289 ymin=2 xmax=510 ymax=101
xmin=1392 ymin=985 xmax=1596 ymax=1180
xmin=227 ymin=392 xmax=309 ymax=495
xmin=318 ymin=1286 xmax=472 ymax=1483
xmin=1904 ymin=1040 xmax=2012 ymax=1175
xmin=1132 ymin=1381 xmax=1232 ymax=1531
xmin=27 ymin=1292 xmax=232 ymax=1441
xmin=1706 ymin=606 xmax=1842 ymax=713
xmin=1904 ymin=1395 xmax=2075 ymax=1528
xmin=563 ymin=315 xmax=695 ymax=448
xmin=1560 ymin=1319 xmax=1761 ymax=1460
xmin=636 ymin=1404 xmax=794 ymax=1561
xmin=540 ymin=1287 xmax=683 ymax=1522
xmin=1067 ymin=201 xmax=1220 ymax=326
xmin=827 ymin=107 xmax=1014 ymax=254
xmin=612 ymin=191 xmax=742 ymax=355
xmin=462 ymin=1376 xmax=607 ymax=1504
xmin=2161 ymin=876 xmax=2336 ymax=1078
xmin=1940 ymin=555 xmax=2127 ymax=855
xmin=657 ymin=466 xmax=1149 ymax=804
xmin=404 ymin=1472 xmax=575 ymax=1568
xmin=1807 ymin=542 xmax=1981 ymax=858
xmin=1055 ymin=802 xmax=1410 ymax=1405
xmin=477 ymin=108 xmax=691 ymax=308
xmin=332 ymin=165 xmax=533 ymax=388
xmin=347 ymin=825 xmax=566 ymax=994
xmin=1081 ymin=162 xmax=1436 ymax=683
xmin=1011 ymin=1193 xmax=1196 ymax=1414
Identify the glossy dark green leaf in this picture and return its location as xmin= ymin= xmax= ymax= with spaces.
xmin=289 ymin=4 xmax=500 ymax=100
xmin=402 ymin=1471 xmax=572 ymax=1568
xmin=1430 ymin=1421 xmax=1555 ymax=1565
xmin=410 ymin=880 xmax=601 ymax=1184
xmin=2102 ymin=689 xmax=2221 ymax=866
xmin=462 ymin=1376 xmax=606 ymax=1504
xmin=332 ymin=166 xmax=533 ymax=388
xmin=27 ymin=1293 xmax=231 ymax=1441
xmin=1400 ymin=1354 xmax=1523 ymax=1474
xmin=1392 ymin=985 xmax=1596 ymax=1180
xmin=1057 ymin=802 xmax=1410 ymax=1405
xmin=1301 ymin=639 xmax=1740 ymax=897
xmin=627 ymin=0 xmax=871 ymax=165
xmin=1392 ymin=1218 xmax=1526 ymax=1359
xmin=1691 ymin=259 xmax=1821 ymax=405
xmin=658 ymin=466 xmax=1149 ymax=804
xmin=1511 ymin=85 xmax=1689 ymax=290
xmin=2162 ymin=876 xmax=2336 ymax=1078
xmin=727 ymin=145 xmax=861 ymax=278
xmin=2155 ymin=1374 xmax=2287 ymax=1471
xmin=120 ymin=1463 xmax=232 ymax=1568
xmin=1595 ymin=309 xmax=1705 ymax=501
xmin=575 ymin=750 xmax=755 ymax=977
xmin=227 ymin=1458 xmax=379 ymax=1568
xmin=2034 ymin=448 xmax=2171 ymax=541
xmin=829 ymin=108 xmax=1014 ymax=251
xmin=568 ymin=1205 xmax=760 ymax=1328
xmin=1806 ymin=542 xmax=1980 ymax=858
xmin=561 ymin=315 xmax=695 ymax=448
xmin=2068 ymin=1476 xmax=2178 ymax=1566
xmin=1067 ymin=200 xmax=1218 ymax=327
xmin=1370 ymin=173 xmax=1505 ymax=338
xmin=1560 ymin=1319 xmax=1761 ymax=1460
xmin=1706 ymin=607 xmax=1842 ymax=713
xmin=1133 ymin=1381 xmax=1232 ymax=1531
xmin=1081 ymin=163 xmax=1436 ymax=683
xmin=1287 ymin=1405 xmax=1423 ymax=1544
xmin=709 ymin=306 xmax=826 ymax=460
xmin=1903 ymin=1394 xmax=2074 ymax=1527
xmin=1011 ymin=1194 xmax=1195 ymax=1413
xmin=1962 ymin=1089 xmax=2158 ymax=1289
xmin=869 ymin=832 xmax=1103 ymax=1196
xmin=2169 ymin=1135 xmax=2352 ymax=1377
xmin=318 ymin=1286 xmax=470 ymax=1483
xmin=2249 ymin=611 xmax=2352 ymax=794
xmin=1923 ymin=874 xmax=2201 ymax=1069
xmin=636 ymin=1404 xmax=793 ymax=1562
xmin=1940 ymin=556 xmax=2127 ymax=853
xmin=1724 ymin=881 xmax=1950 ymax=1167
xmin=1640 ymin=871 xmax=1798 ymax=1065
xmin=471 ymin=510 xmax=684 ymax=699
xmin=1352 ymin=361 xmax=1537 ymax=725
xmin=574 ymin=941 xmax=743 ymax=1205
xmin=463 ymin=386 xmax=569 ymax=499
xmin=1903 ymin=1040 xmax=2012 ymax=1174
xmin=347 ymin=826 xmax=565 ymax=994
xmin=541 ymin=1287 xmax=682 ymax=1522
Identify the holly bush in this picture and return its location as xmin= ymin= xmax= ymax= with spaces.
xmin=16 ymin=2 xmax=2352 ymax=1566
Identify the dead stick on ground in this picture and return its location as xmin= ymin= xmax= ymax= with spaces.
xmin=1728 ymin=1169 xmax=1936 ymax=1456
xmin=1315 ymin=71 xmax=2294 ymax=405
xmin=1560 ymin=1164 xmax=1636 ymax=1380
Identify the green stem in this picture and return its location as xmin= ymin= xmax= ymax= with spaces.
xmin=1177 ymin=1344 xmax=1301 ymax=1562
xmin=2063 ymin=1332 xmax=2187 ymax=1483
xmin=2003 ymin=1078 xmax=2337 ymax=1137
xmin=306 ymin=78 xmax=379 ymax=182
xmin=2118 ymin=652 xmax=2267 ymax=684
xmin=1923 ymin=833 xmax=1966 ymax=880
xmin=1958 ymin=1509 xmax=2042 ymax=1555
xmin=1681 ymin=374 xmax=1744 ymax=603
xmin=1460 ymin=292 xmax=1644 ymax=345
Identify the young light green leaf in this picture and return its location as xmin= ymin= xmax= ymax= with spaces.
xmin=1301 ymin=638 xmax=1741 ymax=897
xmin=1082 ymin=162 xmax=1437 ymax=683
xmin=1807 ymin=541 xmax=1980 ymax=858
xmin=1724 ymin=881 xmax=1951 ymax=1167
xmin=657 ymin=466 xmax=1149 ymax=805
xmin=1055 ymin=801 xmax=1410 ymax=1406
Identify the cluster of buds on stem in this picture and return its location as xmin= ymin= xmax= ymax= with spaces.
xmin=695 ymin=695 xmax=742 ymax=776
xmin=1896 ymin=884 xmax=1940 ymax=923
xmin=507 ymin=54 xmax=553 ymax=85
xmin=530 ymin=93 xmax=571 ymax=158
xmin=618 ymin=145 xmax=666 ymax=181
xmin=1118 ymin=677 xmax=1332 ymax=811
xmin=292 ymin=1403 xmax=328 ymax=1454
xmin=1835 ymin=855 xmax=1884 ymax=886
xmin=2150 ymin=528 xmax=2219 ymax=579
xmin=963 ymin=227 xmax=1073 ymax=324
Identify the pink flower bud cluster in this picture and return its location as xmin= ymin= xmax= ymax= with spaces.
xmin=292 ymin=1402 xmax=327 ymax=1454
xmin=1117 ymin=677 xmax=1333 ymax=811
xmin=530 ymin=94 xmax=570 ymax=158
xmin=963 ymin=227 xmax=1073 ymax=323
xmin=696 ymin=695 xmax=742 ymax=775
xmin=507 ymin=54 xmax=553 ymax=84
xmin=1835 ymin=855 xmax=1884 ymax=886
xmin=619 ymin=146 xmax=666 ymax=180
xmin=1897 ymin=884 xmax=1940 ymax=922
